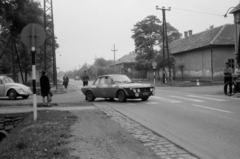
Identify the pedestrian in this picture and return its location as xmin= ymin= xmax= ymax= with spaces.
xmin=63 ymin=74 xmax=69 ymax=90
xmin=223 ymin=62 xmax=233 ymax=94
xmin=40 ymin=70 xmax=51 ymax=107
xmin=82 ymin=71 xmax=90 ymax=86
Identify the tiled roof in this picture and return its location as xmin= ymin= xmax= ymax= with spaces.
xmin=115 ymin=52 xmax=137 ymax=64
xmin=230 ymin=3 xmax=240 ymax=13
xmin=169 ymin=24 xmax=235 ymax=54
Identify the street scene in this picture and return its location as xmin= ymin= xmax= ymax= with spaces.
xmin=1 ymin=0 xmax=240 ymax=159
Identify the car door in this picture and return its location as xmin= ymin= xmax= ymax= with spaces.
xmin=91 ymin=78 xmax=100 ymax=97
xmin=92 ymin=77 xmax=106 ymax=97
xmin=104 ymin=76 xmax=115 ymax=98
xmin=0 ymin=79 xmax=5 ymax=96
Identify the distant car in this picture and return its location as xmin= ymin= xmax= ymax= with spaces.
xmin=81 ymin=74 xmax=155 ymax=102
xmin=75 ymin=76 xmax=80 ymax=81
xmin=0 ymin=76 xmax=32 ymax=100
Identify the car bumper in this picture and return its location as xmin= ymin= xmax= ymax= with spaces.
xmin=125 ymin=90 xmax=154 ymax=98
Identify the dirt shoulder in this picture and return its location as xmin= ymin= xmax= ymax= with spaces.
xmin=67 ymin=109 xmax=159 ymax=159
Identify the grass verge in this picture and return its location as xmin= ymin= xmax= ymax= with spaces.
xmin=0 ymin=110 xmax=78 ymax=159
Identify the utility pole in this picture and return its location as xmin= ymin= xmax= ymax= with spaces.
xmin=111 ymin=44 xmax=118 ymax=73
xmin=156 ymin=6 xmax=171 ymax=83
xmin=44 ymin=0 xmax=57 ymax=89
xmin=95 ymin=54 xmax=97 ymax=78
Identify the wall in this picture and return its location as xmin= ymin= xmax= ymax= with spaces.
xmin=173 ymin=46 xmax=235 ymax=81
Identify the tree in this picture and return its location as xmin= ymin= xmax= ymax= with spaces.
xmin=132 ymin=15 xmax=181 ymax=72
xmin=0 ymin=1 xmax=59 ymax=83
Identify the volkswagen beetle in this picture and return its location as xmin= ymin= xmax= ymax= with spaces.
xmin=81 ymin=74 xmax=155 ymax=102
xmin=0 ymin=75 xmax=32 ymax=100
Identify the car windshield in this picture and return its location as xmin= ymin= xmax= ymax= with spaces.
xmin=111 ymin=75 xmax=131 ymax=83
xmin=2 ymin=77 xmax=14 ymax=83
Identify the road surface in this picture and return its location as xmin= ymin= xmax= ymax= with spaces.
xmin=72 ymin=80 xmax=240 ymax=159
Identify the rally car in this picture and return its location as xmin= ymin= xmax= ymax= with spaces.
xmin=81 ymin=74 xmax=155 ymax=102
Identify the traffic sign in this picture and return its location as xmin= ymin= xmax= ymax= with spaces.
xmin=152 ymin=62 xmax=157 ymax=69
xmin=21 ymin=23 xmax=46 ymax=48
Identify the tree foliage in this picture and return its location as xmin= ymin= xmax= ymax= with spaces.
xmin=131 ymin=15 xmax=181 ymax=71
xmin=64 ymin=58 xmax=114 ymax=79
xmin=0 ymin=0 xmax=59 ymax=83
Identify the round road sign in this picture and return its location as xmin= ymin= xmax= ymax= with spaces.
xmin=21 ymin=23 xmax=46 ymax=48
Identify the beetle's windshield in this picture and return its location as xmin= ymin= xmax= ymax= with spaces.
xmin=2 ymin=77 xmax=14 ymax=83
xmin=111 ymin=75 xmax=131 ymax=83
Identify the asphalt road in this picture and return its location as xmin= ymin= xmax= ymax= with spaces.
xmin=70 ymin=80 xmax=240 ymax=159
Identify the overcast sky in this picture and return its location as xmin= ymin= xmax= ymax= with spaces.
xmin=41 ymin=0 xmax=239 ymax=72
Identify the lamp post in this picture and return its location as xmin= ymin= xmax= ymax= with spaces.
xmin=229 ymin=4 xmax=240 ymax=66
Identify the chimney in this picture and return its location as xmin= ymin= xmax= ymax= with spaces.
xmin=184 ymin=31 xmax=188 ymax=38
xmin=188 ymin=30 xmax=193 ymax=36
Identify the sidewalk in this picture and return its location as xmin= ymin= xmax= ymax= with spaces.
xmin=0 ymin=84 xmax=93 ymax=114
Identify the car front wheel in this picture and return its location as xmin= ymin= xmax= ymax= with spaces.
xmin=8 ymin=89 xmax=17 ymax=100
xmin=141 ymin=96 xmax=149 ymax=101
xmin=118 ymin=90 xmax=127 ymax=102
xmin=86 ymin=91 xmax=95 ymax=101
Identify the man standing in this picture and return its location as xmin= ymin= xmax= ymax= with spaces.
xmin=82 ymin=71 xmax=90 ymax=86
xmin=223 ymin=62 xmax=233 ymax=94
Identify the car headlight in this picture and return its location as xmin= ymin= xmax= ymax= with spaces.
xmin=18 ymin=88 xmax=25 ymax=93
xmin=132 ymin=88 xmax=136 ymax=93
xmin=150 ymin=88 xmax=155 ymax=91
xmin=137 ymin=88 xmax=140 ymax=93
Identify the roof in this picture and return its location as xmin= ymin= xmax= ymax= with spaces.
xmin=169 ymin=24 xmax=235 ymax=54
xmin=115 ymin=52 xmax=137 ymax=64
xmin=230 ymin=3 xmax=240 ymax=13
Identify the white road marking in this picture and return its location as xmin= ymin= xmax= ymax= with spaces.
xmin=192 ymin=104 xmax=233 ymax=113
xmin=151 ymin=96 xmax=181 ymax=103
xmin=186 ymin=95 xmax=228 ymax=101
xmin=169 ymin=95 xmax=204 ymax=102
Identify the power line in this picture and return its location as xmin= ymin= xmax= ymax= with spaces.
xmin=182 ymin=0 xmax=223 ymax=15
xmin=172 ymin=7 xmax=224 ymax=17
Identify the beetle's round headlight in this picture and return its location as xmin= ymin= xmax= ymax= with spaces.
xmin=133 ymin=88 xmax=136 ymax=92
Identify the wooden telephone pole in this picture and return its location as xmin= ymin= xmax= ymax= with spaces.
xmin=111 ymin=44 xmax=118 ymax=73
xmin=156 ymin=6 xmax=171 ymax=83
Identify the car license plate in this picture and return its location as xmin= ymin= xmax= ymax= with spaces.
xmin=143 ymin=92 xmax=148 ymax=95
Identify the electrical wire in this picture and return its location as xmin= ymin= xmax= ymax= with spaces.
xmin=182 ymin=0 xmax=223 ymax=15
xmin=172 ymin=7 xmax=227 ymax=17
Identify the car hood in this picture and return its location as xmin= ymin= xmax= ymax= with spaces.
xmin=5 ymin=83 xmax=30 ymax=89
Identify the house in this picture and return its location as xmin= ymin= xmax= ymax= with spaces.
xmin=169 ymin=24 xmax=235 ymax=81
xmin=110 ymin=52 xmax=147 ymax=79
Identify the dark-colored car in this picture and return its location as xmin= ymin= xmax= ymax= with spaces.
xmin=81 ymin=74 xmax=155 ymax=102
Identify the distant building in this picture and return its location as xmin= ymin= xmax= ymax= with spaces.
xmin=169 ymin=24 xmax=235 ymax=81
xmin=110 ymin=52 xmax=147 ymax=79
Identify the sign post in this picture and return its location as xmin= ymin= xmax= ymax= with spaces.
xmin=152 ymin=62 xmax=157 ymax=85
xmin=21 ymin=23 xmax=46 ymax=121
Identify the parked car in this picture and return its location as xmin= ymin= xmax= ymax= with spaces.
xmin=81 ymin=74 xmax=155 ymax=102
xmin=0 ymin=75 xmax=32 ymax=100
xmin=75 ymin=76 xmax=80 ymax=81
